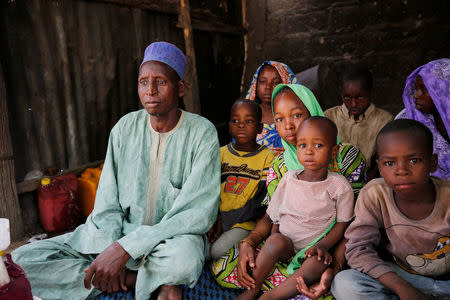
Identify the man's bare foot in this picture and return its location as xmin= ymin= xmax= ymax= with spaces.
xmin=157 ymin=285 xmax=182 ymax=300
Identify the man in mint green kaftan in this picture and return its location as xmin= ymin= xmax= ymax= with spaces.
xmin=12 ymin=42 xmax=220 ymax=300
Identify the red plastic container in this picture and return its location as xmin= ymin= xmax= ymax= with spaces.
xmin=38 ymin=174 xmax=81 ymax=232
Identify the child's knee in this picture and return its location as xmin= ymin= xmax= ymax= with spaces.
xmin=264 ymin=233 xmax=292 ymax=257
xmin=331 ymin=269 xmax=382 ymax=300
xmin=331 ymin=270 xmax=358 ymax=298
xmin=296 ymin=256 xmax=329 ymax=284
xmin=209 ymin=240 xmax=225 ymax=259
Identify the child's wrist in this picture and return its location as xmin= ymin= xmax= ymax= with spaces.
xmin=238 ymin=238 xmax=257 ymax=249
xmin=247 ymin=231 xmax=265 ymax=244
xmin=315 ymin=241 xmax=330 ymax=252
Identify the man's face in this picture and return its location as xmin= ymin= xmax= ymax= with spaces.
xmin=138 ymin=61 xmax=184 ymax=116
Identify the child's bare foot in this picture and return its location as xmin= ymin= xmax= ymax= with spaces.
xmin=157 ymin=285 xmax=182 ymax=300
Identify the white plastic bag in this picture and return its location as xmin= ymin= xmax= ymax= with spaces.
xmin=0 ymin=218 xmax=10 ymax=287
xmin=0 ymin=219 xmax=10 ymax=251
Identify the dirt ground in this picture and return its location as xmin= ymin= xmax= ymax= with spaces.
xmin=6 ymin=240 xmax=27 ymax=253
xmin=6 ymin=231 xmax=70 ymax=253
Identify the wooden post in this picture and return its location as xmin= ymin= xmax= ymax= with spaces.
xmin=54 ymin=8 xmax=81 ymax=168
xmin=179 ymin=0 xmax=201 ymax=114
xmin=0 ymin=64 xmax=24 ymax=241
xmin=240 ymin=0 xmax=248 ymax=95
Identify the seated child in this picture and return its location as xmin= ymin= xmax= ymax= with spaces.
xmin=208 ymin=99 xmax=275 ymax=259
xmin=236 ymin=116 xmax=354 ymax=300
xmin=325 ymin=65 xmax=393 ymax=179
xmin=331 ymin=119 xmax=450 ymax=299
xmin=396 ymin=58 xmax=449 ymax=180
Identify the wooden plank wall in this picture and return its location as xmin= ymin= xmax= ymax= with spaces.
xmin=0 ymin=0 xmax=244 ymax=238
xmin=0 ymin=64 xmax=24 ymax=240
xmin=0 ymin=0 xmax=243 ymax=182
xmin=0 ymin=0 xmax=184 ymax=182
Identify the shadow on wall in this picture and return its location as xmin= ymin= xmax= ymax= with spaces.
xmin=296 ymin=64 xmax=341 ymax=111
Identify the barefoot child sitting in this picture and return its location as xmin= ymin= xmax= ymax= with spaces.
xmin=208 ymin=99 xmax=275 ymax=259
xmin=332 ymin=119 xmax=450 ymax=299
xmin=236 ymin=116 xmax=355 ymax=300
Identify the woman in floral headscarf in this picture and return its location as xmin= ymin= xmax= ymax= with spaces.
xmin=246 ymin=61 xmax=299 ymax=155
xmin=396 ymin=58 xmax=449 ymax=180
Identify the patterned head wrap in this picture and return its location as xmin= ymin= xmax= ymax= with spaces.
xmin=246 ymin=61 xmax=298 ymax=101
xmin=140 ymin=41 xmax=186 ymax=79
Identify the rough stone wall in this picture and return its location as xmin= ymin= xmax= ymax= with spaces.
xmin=244 ymin=0 xmax=449 ymax=114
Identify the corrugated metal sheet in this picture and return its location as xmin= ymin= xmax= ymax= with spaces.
xmin=1 ymin=0 xmax=185 ymax=180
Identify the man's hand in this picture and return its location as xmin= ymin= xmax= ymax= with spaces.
xmin=84 ymin=242 xmax=131 ymax=293
xmin=237 ymin=242 xmax=256 ymax=290
xmin=305 ymin=245 xmax=332 ymax=265
xmin=296 ymin=267 xmax=333 ymax=300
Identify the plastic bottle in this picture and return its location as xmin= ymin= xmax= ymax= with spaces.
xmin=0 ymin=218 xmax=11 ymax=287
xmin=78 ymin=167 xmax=102 ymax=217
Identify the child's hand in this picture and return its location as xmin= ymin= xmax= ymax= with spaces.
xmin=397 ymin=285 xmax=430 ymax=300
xmin=379 ymin=271 xmax=430 ymax=300
xmin=305 ymin=245 xmax=332 ymax=265
xmin=237 ymin=242 xmax=256 ymax=290
xmin=296 ymin=267 xmax=333 ymax=300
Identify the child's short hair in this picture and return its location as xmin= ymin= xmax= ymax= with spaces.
xmin=302 ymin=116 xmax=338 ymax=145
xmin=341 ymin=65 xmax=373 ymax=91
xmin=376 ymin=119 xmax=434 ymax=155
xmin=233 ymin=99 xmax=262 ymax=123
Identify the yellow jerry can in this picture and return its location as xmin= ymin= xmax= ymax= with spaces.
xmin=77 ymin=164 xmax=103 ymax=217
